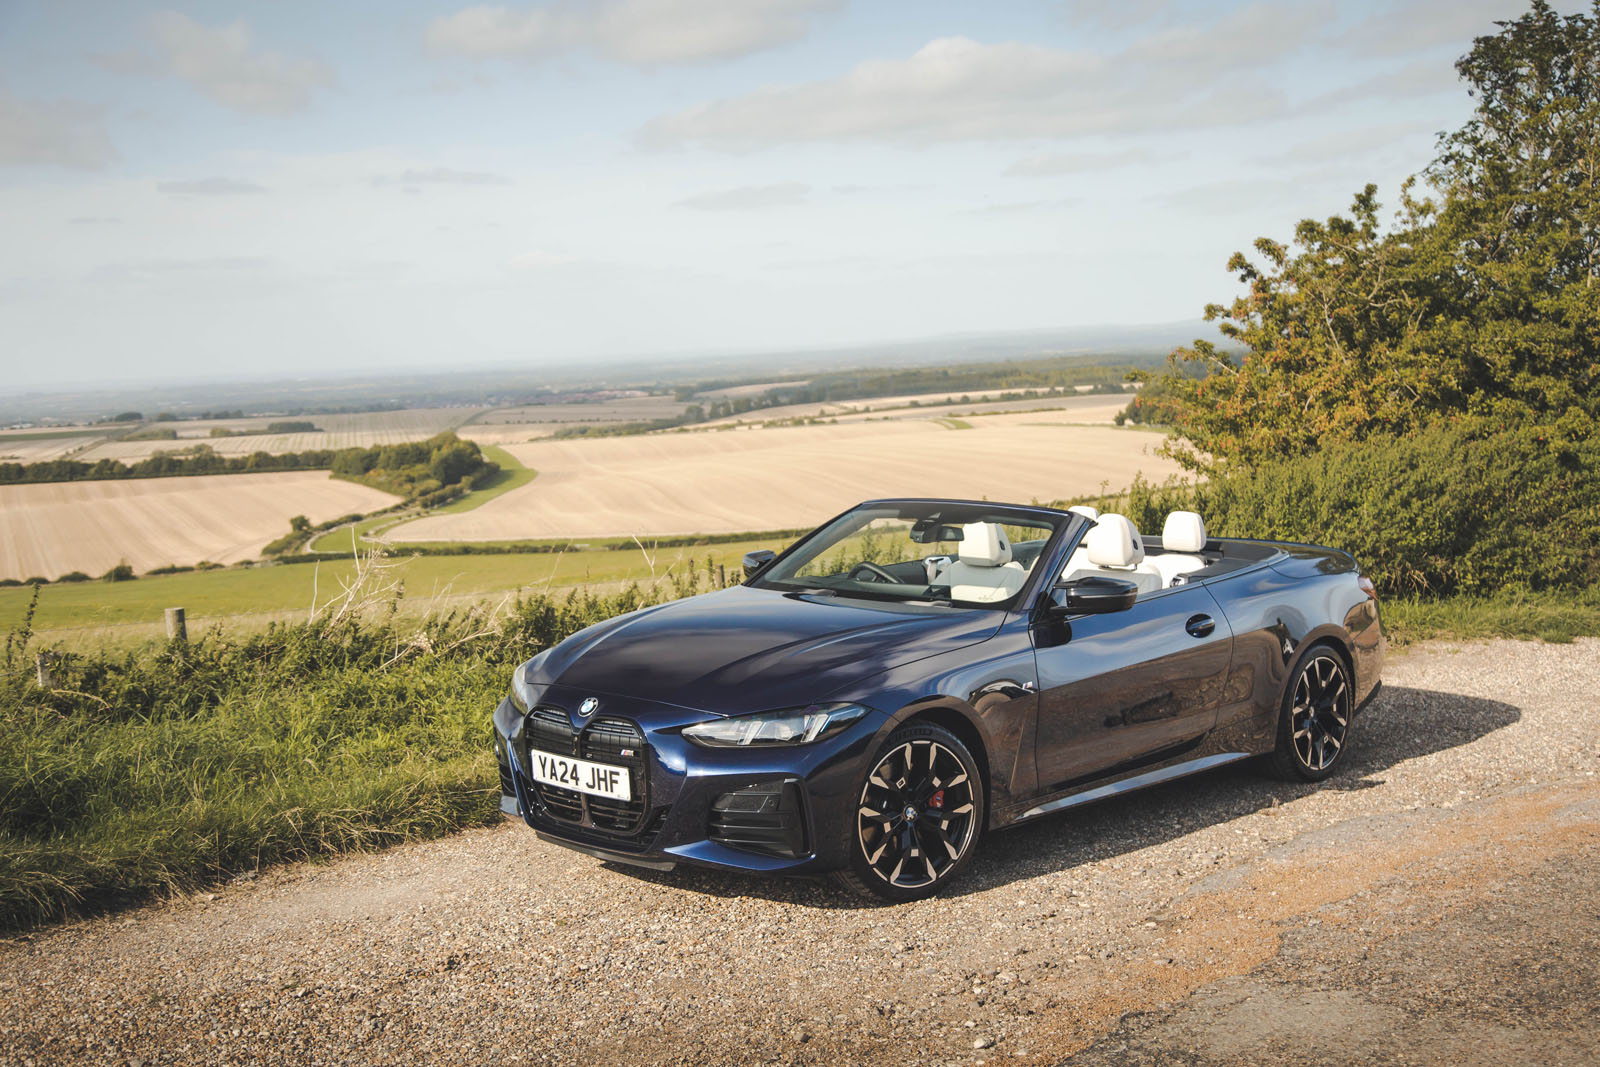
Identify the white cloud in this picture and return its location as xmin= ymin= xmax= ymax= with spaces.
xmin=124 ymin=12 xmax=335 ymax=117
xmin=427 ymin=0 xmax=841 ymax=66
xmin=677 ymin=182 xmax=810 ymax=210
xmin=157 ymin=177 xmax=267 ymax=196
xmin=1059 ymin=0 xmax=1173 ymax=32
xmin=508 ymin=249 xmax=580 ymax=269
xmin=640 ymin=28 xmax=1301 ymax=150
xmin=376 ymin=167 xmax=511 ymax=187
xmin=0 ymin=88 xmax=115 ymax=169
xmin=1128 ymin=1 xmax=1335 ymax=66
xmin=1005 ymin=148 xmax=1159 ymax=176
xmin=1338 ymin=0 xmax=1533 ymax=56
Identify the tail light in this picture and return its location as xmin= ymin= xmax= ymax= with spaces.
xmin=1357 ymin=575 xmax=1378 ymax=600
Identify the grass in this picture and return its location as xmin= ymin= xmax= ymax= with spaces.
xmin=0 ymin=574 xmax=702 ymax=929
xmin=0 ymin=537 xmax=786 ymax=642
xmin=0 ymin=428 xmax=112 ymax=442
xmin=1382 ymin=587 xmax=1600 ymax=646
xmin=304 ymin=446 xmax=535 ymax=553
xmin=428 ymin=445 xmax=537 ymax=514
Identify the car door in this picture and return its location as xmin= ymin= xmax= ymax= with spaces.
xmin=1030 ymin=582 xmax=1234 ymax=792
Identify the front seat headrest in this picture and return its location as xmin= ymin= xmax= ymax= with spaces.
xmin=958 ymin=522 xmax=1013 ymax=568
xmin=1067 ymin=504 xmax=1101 ymax=520
xmin=1085 ymin=514 xmax=1145 ymax=569
xmin=1162 ymin=511 xmax=1207 ymax=553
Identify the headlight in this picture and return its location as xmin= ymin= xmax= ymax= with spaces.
xmin=682 ymin=703 xmax=869 ymax=748
xmin=509 ymin=652 xmax=548 ymax=713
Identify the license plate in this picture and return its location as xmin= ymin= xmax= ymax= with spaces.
xmin=529 ymin=751 xmax=632 ymax=802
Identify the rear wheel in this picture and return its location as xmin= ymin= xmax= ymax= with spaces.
xmin=1268 ymin=646 xmax=1354 ymax=781
xmin=835 ymin=723 xmax=985 ymax=902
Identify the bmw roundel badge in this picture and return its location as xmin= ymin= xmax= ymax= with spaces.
xmin=578 ymin=697 xmax=600 ymax=718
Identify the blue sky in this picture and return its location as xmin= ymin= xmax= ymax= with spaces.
xmin=0 ymin=0 xmax=1570 ymax=388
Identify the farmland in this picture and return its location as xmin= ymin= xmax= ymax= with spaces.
xmin=70 ymin=408 xmax=485 ymax=464
xmin=695 ymin=386 xmax=1130 ymax=428
xmin=0 ymin=537 xmax=772 ymax=648
xmin=386 ymin=417 xmax=1182 ymax=542
xmin=0 ymin=473 xmax=399 ymax=582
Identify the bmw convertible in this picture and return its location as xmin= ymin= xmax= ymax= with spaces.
xmin=492 ymin=499 xmax=1384 ymax=901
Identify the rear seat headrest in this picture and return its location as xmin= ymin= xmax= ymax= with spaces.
xmin=958 ymin=522 xmax=1014 ymax=568
xmin=1162 ymin=511 xmax=1207 ymax=553
xmin=1085 ymin=514 xmax=1144 ymax=569
xmin=1067 ymin=504 xmax=1100 ymax=520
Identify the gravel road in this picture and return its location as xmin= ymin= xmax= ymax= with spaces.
xmin=3 ymin=638 xmax=1597 ymax=1067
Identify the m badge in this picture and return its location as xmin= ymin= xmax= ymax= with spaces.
xmin=578 ymin=697 xmax=600 ymax=718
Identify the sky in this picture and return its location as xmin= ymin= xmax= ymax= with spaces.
xmin=0 ymin=0 xmax=1573 ymax=389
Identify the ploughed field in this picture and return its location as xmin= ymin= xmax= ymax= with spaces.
xmin=386 ymin=417 xmax=1181 ymax=542
xmin=0 ymin=473 xmax=399 ymax=581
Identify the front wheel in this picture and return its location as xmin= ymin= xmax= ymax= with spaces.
xmin=1267 ymin=646 xmax=1354 ymax=782
xmin=835 ymin=723 xmax=985 ymax=902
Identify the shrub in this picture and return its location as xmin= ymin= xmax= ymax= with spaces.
xmin=56 ymin=572 xmax=91 ymax=583
xmin=1118 ymin=422 xmax=1600 ymax=599
xmin=0 ymin=573 xmax=720 ymax=928
xmin=102 ymin=564 xmax=135 ymax=583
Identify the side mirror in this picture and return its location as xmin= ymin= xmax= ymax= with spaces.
xmin=1047 ymin=575 xmax=1139 ymax=616
xmin=742 ymin=550 xmax=777 ymax=580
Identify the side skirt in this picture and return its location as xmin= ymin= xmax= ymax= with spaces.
xmin=1014 ymin=751 xmax=1253 ymax=823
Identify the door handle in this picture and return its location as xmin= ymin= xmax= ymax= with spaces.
xmin=1185 ymin=614 xmax=1216 ymax=638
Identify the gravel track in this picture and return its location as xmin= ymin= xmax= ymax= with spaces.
xmin=3 ymin=638 xmax=1597 ymax=1066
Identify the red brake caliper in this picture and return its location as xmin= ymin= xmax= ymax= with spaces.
xmin=928 ymin=789 xmax=945 ymax=810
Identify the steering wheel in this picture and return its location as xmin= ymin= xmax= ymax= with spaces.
xmin=849 ymin=562 xmax=898 ymax=584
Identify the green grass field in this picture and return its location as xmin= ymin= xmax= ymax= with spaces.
xmin=0 ymin=536 xmax=786 ymax=643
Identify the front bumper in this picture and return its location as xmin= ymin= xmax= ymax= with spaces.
xmin=492 ymin=687 xmax=886 ymax=875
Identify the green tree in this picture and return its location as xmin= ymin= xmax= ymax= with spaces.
xmin=1147 ymin=0 xmax=1599 ymax=472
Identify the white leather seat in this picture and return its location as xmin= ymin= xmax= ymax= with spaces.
xmin=1145 ymin=511 xmax=1209 ymax=587
xmin=1061 ymin=513 xmax=1164 ymax=595
xmin=941 ymin=522 xmax=1027 ymax=603
xmin=1059 ymin=505 xmax=1101 ymax=578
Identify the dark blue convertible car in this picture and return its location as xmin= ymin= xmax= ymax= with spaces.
xmin=493 ymin=499 xmax=1384 ymax=900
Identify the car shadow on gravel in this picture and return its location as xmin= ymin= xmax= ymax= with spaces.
xmin=607 ymin=685 xmax=1520 ymax=907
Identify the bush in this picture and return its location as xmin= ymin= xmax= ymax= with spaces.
xmin=1117 ymin=422 xmax=1600 ymax=599
xmin=0 ymin=575 xmax=712 ymax=928
xmin=102 ymin=564 xmax=135 ymax=583
xmin=56 ymin=572 xmax=91 ymax=583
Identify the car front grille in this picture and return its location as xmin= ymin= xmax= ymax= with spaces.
xmin=521 ymin=707 xmax=654 ymax=841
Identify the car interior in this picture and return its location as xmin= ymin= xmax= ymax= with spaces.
xmin=768 ymin=505 xmax=1282 ymax=607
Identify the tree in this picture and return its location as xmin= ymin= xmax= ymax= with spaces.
xmin=1146 ymin=0 xmax=1599 ymax=473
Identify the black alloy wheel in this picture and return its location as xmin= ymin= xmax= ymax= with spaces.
xmin=837 ymin=722 xmax=984 ymax=902
xmin=1269 ymin=646 xmax=1354 ymax=782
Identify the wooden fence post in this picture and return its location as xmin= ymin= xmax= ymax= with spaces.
xmin=165 ymin=607 xmax=187 ymax=642
xmin=35 ymin=651 xmax=52 ymax=689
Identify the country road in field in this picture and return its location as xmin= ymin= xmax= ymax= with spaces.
xmin=389 ymin=418 xmax=1182 ymax=542
xmin=3 ymin=638 xmax=1596 ymax=1067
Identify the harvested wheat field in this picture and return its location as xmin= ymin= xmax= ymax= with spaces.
xmin=386 ymin=419 xmax=1183 ymax=542
xmin=0 ymin=473 xmax=400 ymax=581
xmin=72 ymin=408 xmax=484 ymax=465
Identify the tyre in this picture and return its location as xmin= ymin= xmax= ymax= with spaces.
xmin=1268 ymin=645 xmax=1355 ymax=782
xmin=834 ymin=722 xmax=985 ymax=902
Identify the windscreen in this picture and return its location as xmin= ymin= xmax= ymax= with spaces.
xmin=754 ymin=503 xmax=1061 ymax=608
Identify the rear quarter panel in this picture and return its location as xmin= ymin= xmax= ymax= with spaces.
xmin=1203 ymin=543 xmax=1384 ymax=754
